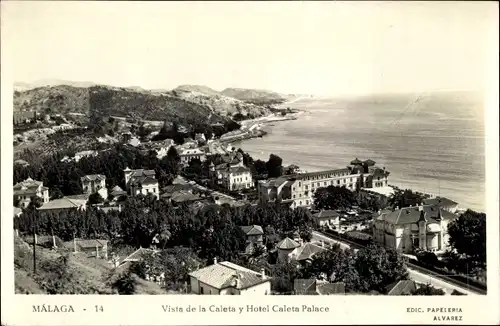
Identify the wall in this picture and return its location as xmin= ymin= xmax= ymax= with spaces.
xmin=239 ymin=281 xmax=271 ymax=295
xmin=197 ymin=280 xmax=221 ymax=295
xmin=190 ymin=276 xmax=199 ymax=294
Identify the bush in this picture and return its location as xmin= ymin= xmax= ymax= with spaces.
xmin=111 ymin=272 xmax=137 ymax=295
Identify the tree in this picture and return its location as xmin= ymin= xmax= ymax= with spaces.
xmin=111 ymin=272 xmax=137 ymax=295
xmin=388 ymin=188 xmax=428 ymax=208
xmin=411 ymin=283 xmax=445 ymax=296
xmin=354 ymin=245 xmax=409 ymax=293
xmin=447 ymin=209 xmax=486 ymax=268
xmin=88 ymin=193 xmax=105 ymax=206
xmin=50 ymin=188 xmax=64 ymax=200
xmin=266 ymin=154 xmax=283 ymax=178
xmin=313 ymin=186 xmax=357 ymax=211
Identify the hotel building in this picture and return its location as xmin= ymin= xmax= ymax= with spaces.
xmin=257 ymin=158 xmax=390 ymax=209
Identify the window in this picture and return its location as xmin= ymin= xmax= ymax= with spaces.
xmin=324 ymin=182 xmax=327 ymax=186
xmin=200 ymin=287 xmax=204 ymax=294
xmin=298 ymin=182 xmax=301 ymax=187
xmin=299 ymin=201 xmax=302 ymax=205
xmin=306 ymin=200 xmax=309 ymax=205
xmin=293 ymin=195 xmax=296 ymax=199
xmin=337 ymin=180 xmax=340 ymax=184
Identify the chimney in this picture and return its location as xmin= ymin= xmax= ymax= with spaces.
xmin=213 ymin=257 xmax=217 ymax=265
xmin=260 ymin=268 xmax=266 ymax=279
xmin=234 ymin=273 xmax=240 ymax=288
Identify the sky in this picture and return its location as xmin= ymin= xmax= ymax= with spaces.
xmin=2 ymin=1 xmax=497 ymax=96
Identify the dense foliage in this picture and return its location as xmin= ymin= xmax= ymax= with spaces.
xmin=447 ymin=209 xmax=486 ymax=268
xmin=388 ymin=187 xmax=430 ymax=208
xmin=411 ymin=283 xmax=445 ymax=296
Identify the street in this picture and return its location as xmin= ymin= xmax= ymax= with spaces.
xmin=310 ymin=231 xmax=478 ymax=296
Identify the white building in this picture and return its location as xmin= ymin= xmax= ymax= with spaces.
xmin=179 ymin=148 xmax=206 ymax=165
xmin=188 ymin=259 xmax=271 ymax=295
xmin=372 ymin=204 xmax=458 ymax=254
xmin=73 ymin=150 xmax=99 ymax=162
xmin=258 ymin=158 xmax=390 ymax=209
xmin=13 ymin=177 xmax=50 ymax=208
xmin=123 ymin=167 xmax=159 ymax=199
xmin=81 ymin=174 xmax=108 ymax=200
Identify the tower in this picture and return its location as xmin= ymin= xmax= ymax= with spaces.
xmin=123 ymin=167 xmax=133 ymax=186
xmin=417 ymin=207 xmax=427 ymax=250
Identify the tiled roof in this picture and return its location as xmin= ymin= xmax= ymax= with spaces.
xmin=240 ymin=225 xmax=264 ymax=236
xmin=229 ymin=166 xmax=250 ymax=174
xmin=317 ymin=282 xmax=346 ymax=295
xmin=65 ymin=194 xmax=90 ymax=201
xmin=379 ymin=205 xmax=457 ymax=225
xmin=313 ymin=210 xmax=340 ymax=219
xmin=363 ymin=159 xmax=376 ymax=166
xmin=188 ymin=261 xmax=270 ymax=290
xmin=162 ymin=184 xmax=193 ymax=194
xmin=38 ymin=197 xmax=86 ymax=210
xmin=130 ymin=176 xmax=158 ymax=186
xmin=294 ymin=279 xmax=318 ymax=295
xmin=292 ymin=243 xmax=326 ymax=261
xmin=13 ymin=178 xmax=43 ymax=193
xmin=128 ymin=169 xmax=156 ymax=178
xmin=386 ymin=280 xmax=417 ymax=295
xmin=350 ymin=158 xmax=362 ymax=165
xmin=293 ymin=168 xmax=351 ymax=180
xmin=171 ymin=191 xmax=200 ymax=203
xmin=81 ymin=174 xmax=106 ymax=182
xmin=277 ymin=237 xmax=300 ymax=250
xmin=423 ymin=196 xmax=458 ymax=207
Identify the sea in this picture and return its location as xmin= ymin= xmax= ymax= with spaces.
xmin=233 ymin=92 xmax=485 ymax=212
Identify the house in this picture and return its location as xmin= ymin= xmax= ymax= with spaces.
xmin=13 ymin=177 xmax=50 ymax=208
xmin=170 ymin=190 xmax=201 ymax=205
xmin=313 ymin=210 xmax=340 ymax=229
xmin=112 ymin=247 xmax=159 ymax=269
xmin=81 ymin=174 xmax=108 ymax=200
xmin=128 ymin=137 xmax=141 ymax=147
xmin=109 ymin=185 xmax=127 ymax=198
xmin=211 ymin=156 xmax=253 ymax=191
xmin=64 ymin=238 xmax=109 ymax=259
xmin=289 ymin=242 xmax=327 ymax=263
xmin=294 ymin=279 xmax=345 ymax=295
xmin=422 ymin=196 xmax=459 ymax=213
xmin=13 ymin=110 xmax=37 ymax=125
xmin=189 ymin=259 xmax=271 ymax=295
xmin=37 ymin=196 xmax=87 ymax=216
xmin=257 ymin=159 xmax=390 ymax=209
xmin=240 ymin=225 xmax=264 ymax=253
xmin=123 ymin=167 xmax=159 ymax=199
xmin=179 ymin=148 xmax=206 ymax=165
xmin=386 ymin=280 xmax=417 ymax=295
xmin=276 ymin=237 xmax=301 ymax=263
xmin=373 ymin=204 xmax=458 ymax=253
xmin=73 ymin=150 xmax=98 ymax=162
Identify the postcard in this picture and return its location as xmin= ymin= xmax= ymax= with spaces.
xmin=1 ymin=1 xmax=499 ymax=325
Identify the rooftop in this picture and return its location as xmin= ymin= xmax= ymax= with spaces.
xmin=378 ymin=205 xmax=457 ymax=225
xmin=313 ymin=210 xmax=340 ymax=219
xmin=240 ymin=225 xmax=264 ymax=236
xmin=38 ymin=197 xmax=87 ymax=211
xmin=81 ymin=174 xmax=106 ymax=182
xmin=276 ymin=237 xmax=300 ymax=250
xmin=188 ymin=261 xmax=270 ymax=290
xmin=316 ymin=282 xmax=346 ymax=295
xmin=386 ymin=280 xmax=417 ymax=295
xmin=422 ymin=196 xmax=458 ymax=207
xmin=291 ymin=243 xmax=326 ymax=261
xmin=294 ymin=279 xmax=317 ymax=295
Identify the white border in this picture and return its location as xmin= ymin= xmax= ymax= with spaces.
xmin=1 ymin=2 xmax=499 ymax=325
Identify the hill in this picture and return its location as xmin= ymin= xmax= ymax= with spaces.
xmin=14 ymin=79 xmax=97 ymax=91
xmin=173 ymin=84 xmax=221 ymax=97
xmin=173 ymin=87 xmax=272 ymax=118
xmin=13 ymin=85 xmax=230 ymax=125
xmin=220 ymin=87 xmax=287 ymax=104
xmin=14 ymin=234 xmax=167 ymax=294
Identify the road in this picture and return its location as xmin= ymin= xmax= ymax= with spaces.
xmin=310 ymin=231 xmax=478 ymax=296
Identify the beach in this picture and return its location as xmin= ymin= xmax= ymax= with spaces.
xmin=233 ymin=92 xmax=485 ymax=212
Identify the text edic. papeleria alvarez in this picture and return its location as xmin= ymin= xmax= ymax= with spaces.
xmin=162 ymin=304 xmax=330 ymax=313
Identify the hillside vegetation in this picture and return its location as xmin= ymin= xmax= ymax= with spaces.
xmin=14 ymin=234 xmax=166 ymax=294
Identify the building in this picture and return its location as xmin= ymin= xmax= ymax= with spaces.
xmin=81 ymin=174 xmax=108 ymax=200
xmin=13 ymin=111 xmax=37 ymax=125
xmin=211 ymin=154 xmax=253 ymax=191
xmin=64 ymin=238 xmax=109 ymax=259
xmin=123 ymin=167 xmax=159 ymax=199
xmin=188 ymin=259 xmax=271 ymax=295
xmin=179 ymin=148 xmax=206 ymax=165
xmin=257 ymin=158 xmax=390 ymax=209
xmin=37 ymin=196 xmax=87 ymax=216
xmin=240 ymin=225 xmax=264 ymax=253
xmin=109 ymin=185 xmax=127 ymax=199
xmin=276 ymin=237 xmax=301 ymax=263
xmin=13 ymin=177 xmax=50 ymax=208
xmin=14 ymin=159 xmax=30 ymax=167
xmin=372 ymin=204 xmax=458 ymax=253
xmin=294 ymin=279 xmax=345 ymax=295
xmin=313 ymin=210 xmax=340 ymax=229
xmin=73 ymin=150 xmax=98 ymax=162
xmin=422 ymin=196 xmax=459 ymax=213
xmin=386 ymin=280 xmax=417 ymax=295
xmin=289 ymin=242 xmax=327 ymax=263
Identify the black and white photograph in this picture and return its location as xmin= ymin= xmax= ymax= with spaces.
xmin=2 ymin=1 xmax=499 ymax=325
